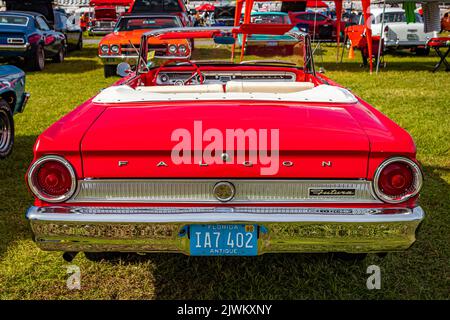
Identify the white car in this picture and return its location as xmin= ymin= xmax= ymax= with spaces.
xmin=359 ymin=7 xmax=435 ymax=54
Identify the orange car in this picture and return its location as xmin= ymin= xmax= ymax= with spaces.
xmin=99 ymin=14 xmax=191 ymax=77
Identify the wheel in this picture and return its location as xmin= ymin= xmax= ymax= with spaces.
xmin=53 ymin=45 xmax=65 ymax=63
xmin=0 ymin=100 xmax=14 ymax=159
xmin=27 ymin=45 xmax=45 ymax=71
xmin=76 ymin=34 xmax=83 ymax=50
xmin=104 ymin=65 xmax=116 ymax=78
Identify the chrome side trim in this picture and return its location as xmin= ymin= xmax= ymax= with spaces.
xmin=68 ymin=179 xmax=382 ymax=204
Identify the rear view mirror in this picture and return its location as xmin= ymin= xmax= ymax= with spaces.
xmin=213 ymin=35 xmax=235 ymax=45
xmin=116 ymin=62 xmax=131 ymax=77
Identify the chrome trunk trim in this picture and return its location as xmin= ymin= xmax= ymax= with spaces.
xmin=68 ymin=179 xmax=381 ymax=204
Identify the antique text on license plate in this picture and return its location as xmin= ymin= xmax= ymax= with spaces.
xmin=189 ymin=224 xmax=258 ymax=256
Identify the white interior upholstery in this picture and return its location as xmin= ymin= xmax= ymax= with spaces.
xmin=136 ymin=84 xmax=224 ymax=93
xmin=94 ymin=84 xmax=358 ymax=104
xmin=226 ymin=81 xmax=315 ymax=93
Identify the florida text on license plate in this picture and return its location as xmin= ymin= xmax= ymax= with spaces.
xmin=189 ymin=224 xmax=258 ymax=256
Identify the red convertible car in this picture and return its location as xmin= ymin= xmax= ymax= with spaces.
xmin=25 ymin=26 xmax=424 ymax=259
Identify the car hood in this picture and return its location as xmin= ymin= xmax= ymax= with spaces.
xmin=80 ymin=102 xmax=371 ymax=178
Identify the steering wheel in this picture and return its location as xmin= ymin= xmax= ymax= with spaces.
xmin=151 ymin=59 xmax=204 ymax=86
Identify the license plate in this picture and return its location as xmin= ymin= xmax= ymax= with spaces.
xmin=407 ymin=33 xmax=419 ymax=41
xmin=266 ymin=41 xmax=278 ymax=46
xmin=189 ymin=224 xmax=258 ymax=256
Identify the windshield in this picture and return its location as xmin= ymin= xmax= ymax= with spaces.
xmin=250 ymin=14 xmax=291 ymax=24
xmin=116 ymin=16 xmax=181 ymax=31
xmin=0 ymin=15 xmax=29 ymax=26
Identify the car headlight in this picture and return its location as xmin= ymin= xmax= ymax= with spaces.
xmin=110 ymin=45 xmax=120 ymax=54
xmin=100 ymin=44 xmax=109 ymax=53
xmin=178 ymin=44 xmax=187 ymax=54
xmin=168 ymin=44 xmax=178 ymax=54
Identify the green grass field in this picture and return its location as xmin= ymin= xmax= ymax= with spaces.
xmin=0 ymin=43 xmax=449 ymax=299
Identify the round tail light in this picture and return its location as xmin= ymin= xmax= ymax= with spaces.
xmin=373 ymin=157 xmax=423 ymax=203
xmin=27 ymin=156 xmax=76 ymax=203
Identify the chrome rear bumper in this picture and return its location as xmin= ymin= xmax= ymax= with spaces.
xmin=26 ymin=206 xmax=424 ymax=254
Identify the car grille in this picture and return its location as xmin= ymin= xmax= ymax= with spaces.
xmin=96 ymin=21 xmax=114 ymax=28
xmin=69 ymin=179 xmax=381 ymax=204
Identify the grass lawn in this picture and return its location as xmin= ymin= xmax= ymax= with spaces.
xmin=0 ymin=43 xmax=449 ymax=299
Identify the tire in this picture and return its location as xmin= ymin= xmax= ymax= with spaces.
xmin=53 ymin=45 xmax=65 ymax=63
xmin=76 ymin=34 xmax=83 ymax=51
xmin=0 ymin=100 xmax=14 ymax=159
xmin=104 ymin=65 xmax=116 ymax=78
xmin=27 ymin=45 xmax=45 ymax=71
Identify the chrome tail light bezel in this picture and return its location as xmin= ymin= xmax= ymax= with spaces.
xmin=27 ymin=155 xmax=77 ymax=203
xmin=373 ymin=157 xmax=423 ymax=204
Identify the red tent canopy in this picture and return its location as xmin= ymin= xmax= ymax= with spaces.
xmin=306 ymin=1 xmax=328 ymax=8
xmin=196 ymin=3 xmax=216 ymax=11
xmin=89 ymin=0 xmax=133 ymax=6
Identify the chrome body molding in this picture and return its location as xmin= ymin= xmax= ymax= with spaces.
xmin=0 ymin=43 xmax=30 ymax=52
xmin=68 ymin=179 xmax=382 ymax=204
xmin=26 ymin=205 xmax=424 ymax=254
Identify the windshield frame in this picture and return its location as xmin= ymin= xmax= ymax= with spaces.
xmin=136 ymin=26 xmax=315 ymax=76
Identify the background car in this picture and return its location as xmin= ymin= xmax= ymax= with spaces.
xmin=130 ymin=0 xmax=192 ymax=27
xmin=54 ymin=10 xmax=83 ymax=51
xmin=289 ymin=11 xmax=345 ymax=40
xmin=357 ymin=7 xmax=434 ymax=55
xmin=0 ymin=11 xmax=66 ymax=71
xmin=88 ymin=5 xmax=118 ymax=36
xmin=99 ymin=14 xmax=190 ymax=77
xmin=238 ymin=12 xmax=300 ymax=55
xmin=210 ymin=5 xmax=236 ymax=26
xmin=0 ymin=65 xmax=29 ymax=159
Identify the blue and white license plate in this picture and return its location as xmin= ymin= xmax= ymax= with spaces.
xmin=189 ymin=224 xmax=258 ymax=256
xmin=266 ymin=41 xmax=278 ymax=46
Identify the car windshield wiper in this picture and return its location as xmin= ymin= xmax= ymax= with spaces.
xmin=240 ymin=60 xmax=297 ymax=66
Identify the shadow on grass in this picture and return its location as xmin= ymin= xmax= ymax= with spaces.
xmin=82 ymin=164 xmax=450 ymax=299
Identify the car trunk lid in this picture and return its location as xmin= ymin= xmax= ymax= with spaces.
xmin=81 ymin=102 xmax=370 ymax=179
